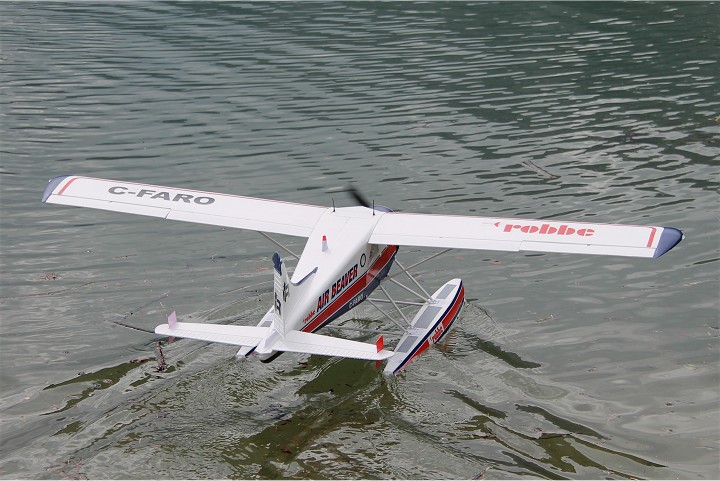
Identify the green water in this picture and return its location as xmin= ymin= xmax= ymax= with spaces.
xmin=1 ymin=2 xmax=718 ymax=479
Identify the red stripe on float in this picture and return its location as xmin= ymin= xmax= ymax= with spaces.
xmin=404 ymin=284 xmax=464 ymax=367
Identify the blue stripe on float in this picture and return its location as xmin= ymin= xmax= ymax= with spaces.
xmin=389 ymin=281 xmax=464 ymax=375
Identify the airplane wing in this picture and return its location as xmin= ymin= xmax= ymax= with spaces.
xmin=42 ymin=175 xmax=327 ymax=237
xmin=369 ymin=212 xmax=683 ymax=258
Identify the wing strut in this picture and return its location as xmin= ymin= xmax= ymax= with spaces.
xmin=364 ymin=250 xmax=456 ymax=330
xmin=366 ymin=298 xmax=411 ymax=331
xmin=379 ymin=285 xmax=411 ymax=325
xmin=259 ymin=232 xmax=300 ymax=260
xmin=386 ymin=249 xmax=451 ymax=282
xmin=393 ymin=258 xmax=432 ymax=298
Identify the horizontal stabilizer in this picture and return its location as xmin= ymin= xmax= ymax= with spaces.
xmin=274 ymin=330 xmax=394 ymax=361
xmin=154 ymin=319 xmax=393 ymax=361
xmin=155 ymin=322 xmax=269 ymax=347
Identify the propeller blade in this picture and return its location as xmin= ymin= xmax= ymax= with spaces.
xmin=347 ymin=184 xmax=371 ymax=207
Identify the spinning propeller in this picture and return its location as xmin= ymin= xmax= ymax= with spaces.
xmin=347 ymin=184 xmax=372 ymax=208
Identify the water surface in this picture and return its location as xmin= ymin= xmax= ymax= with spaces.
xmin=1 ymin=2 xmax=718 ymax=479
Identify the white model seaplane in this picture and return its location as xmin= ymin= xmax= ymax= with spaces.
xmin=42 ymin=175 xmax=683 ymax=375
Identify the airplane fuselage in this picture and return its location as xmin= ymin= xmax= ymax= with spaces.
xmin=247 ymin=205 xmax=399 ymax=361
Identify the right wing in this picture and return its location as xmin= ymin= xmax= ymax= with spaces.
xmin=42 ymin=175 xmax=328 ymax=237
xmin=370 ymin=212 xmax=683 ymax=258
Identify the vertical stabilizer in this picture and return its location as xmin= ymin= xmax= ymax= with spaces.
xmin=167 ymin=311 xmax=178 ymax=329
xmin=272 ymin=252 xmax=290 ymax=335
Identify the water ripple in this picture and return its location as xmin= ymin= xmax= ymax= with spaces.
xmin=2 ymin=1 xmax=718 ymax=479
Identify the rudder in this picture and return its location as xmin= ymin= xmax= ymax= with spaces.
xmin=272 ymin=252 xmax=290 ymax=334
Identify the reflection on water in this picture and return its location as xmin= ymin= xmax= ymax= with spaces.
xmin=25 ymin=331 xmax=665 ymax=480
xmin=4 ymin=292 xmax=680 ymax=479
xmin=1 ymin=1 xmax=718 ymax=479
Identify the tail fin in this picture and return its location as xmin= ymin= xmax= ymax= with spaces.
xmin=270 ymin=252 xmax=318 ymax=336
xmin=376 ymin=335 xmax=385 ymax=369
xmin=272 ymin=252 xmax=290 ymax=334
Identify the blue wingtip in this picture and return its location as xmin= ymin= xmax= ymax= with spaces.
xmin=41 ymin=175 xmax=72 ymax=203
xmin=654 ymin=227 xmax=684 ymax=258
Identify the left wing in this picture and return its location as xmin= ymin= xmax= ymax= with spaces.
xmin=42 ymin=175 xmax=328 ymax=237
xmin=370 ymin=212 xmax=683 ymax=258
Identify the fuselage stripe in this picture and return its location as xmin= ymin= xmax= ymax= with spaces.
xmin=302 ymin=245 xmax=398 ymax=334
